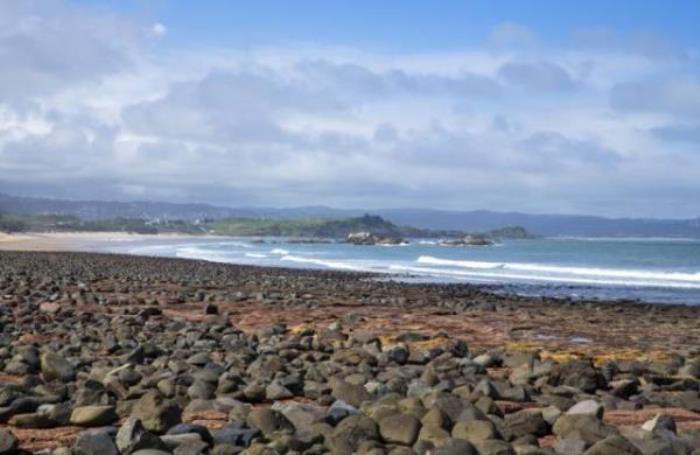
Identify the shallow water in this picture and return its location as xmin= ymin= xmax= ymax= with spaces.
xmin=105 ymin=236 xmax=700 ymax=305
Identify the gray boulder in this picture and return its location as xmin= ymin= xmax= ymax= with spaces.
xmin=379 ymin=413 xmax=422 ymax=445
xmin=40 ymin=351 xmax=76 ymax=382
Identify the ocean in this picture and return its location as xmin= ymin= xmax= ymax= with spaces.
xmin=105 ymin=236 xmax=700 ymax=305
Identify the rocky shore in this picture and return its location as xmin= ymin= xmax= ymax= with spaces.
xmin=0 ymin=251 xmax=698 ymax=454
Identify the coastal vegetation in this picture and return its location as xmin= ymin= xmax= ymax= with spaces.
xmin=0 ymin=214 xmax=531 ymax=244
xmin=0 ymin=212 xmax=531 ymax=243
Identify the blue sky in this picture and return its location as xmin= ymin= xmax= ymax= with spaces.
xmin=1 ymin=0 xmax=699 ymax=217
xmin=85 ymin=0 xmax=700 ymax=50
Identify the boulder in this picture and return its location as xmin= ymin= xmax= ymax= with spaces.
xmin=40 ymin=351 xmax=76 ymax=382
xmin=130 ymin=392 xmax=182 ymax=434
xmin=331 ymin=379 xmax=373 ymax=407
xmin=213 ymin=423 xmax=260 ymax=447
xmin=245 ymin=409 xmax=294 ymax=437
xmin=583 ymin=435 xmax=641 ymax=455
xmin=379 ymin=413 xmax=422 ymax=445
xmin=452 ymin=419 xmax=498 ymax=442
xmin=0 ymin=429 xmax=17 ymax=455
xmin=549 ymin=360 xmax=605 ymax=393
xmin=116 ymin=418 xmax=169 ymax=453
xmin=553 ymin=414 xmax=618 ymax=445
xmin=567 ymin=400 xmax=604 ymax=419
xmin=434 ymin=438 xmax=478 ymax=454
xmin=474 ymin=439 xmax=516 ymax=455
xmin=327 ymin=415 xmax=379 ymax=455
xmin=505 ymin=409 xmax=548 ymax=437
xmin=553 ymin=438 xmax=588 ymax=455
xmin=641 ymin=414 xmax=676 ymax=434
xmin=70 ymin=405 xmax=118 ymax=427
xmin=73 ymin=429 xmax=118 ymax=455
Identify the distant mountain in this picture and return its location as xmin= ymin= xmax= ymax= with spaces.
xmin=1 ymin=193 xmax=699 ymax=238
xmin=376 ymin=209 xmax=700 ymax=238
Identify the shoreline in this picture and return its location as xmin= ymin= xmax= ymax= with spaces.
xmin=1 ymin=231 xmax=699 ymax=308
xmin=0 ymin=231 xmax=214 ymax=252
xmin=0 ymin=250 xmax=698 ymax=452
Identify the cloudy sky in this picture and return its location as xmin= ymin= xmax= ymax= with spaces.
xmin=1 ymin=0 xmax=699 ymax=217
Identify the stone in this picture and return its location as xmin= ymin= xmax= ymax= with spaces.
xmin=417 ymin=424 xmax=450 ymax=444
xmin=433 ymin=439 xmax=478 ymax=454
xmin=474 ymin=439 xmax=516 ymax=455
xmin=131 ymin=450 xmax=171 ymax=455
xmin=327 ymin=415 xmax=379 ymax=455
xmin=40 ymin=351 xmax=76 ymax=382
xmin=567 ymin=400 xmax=604 ymax=419
xmin=452 ymin=419 xmax=498 ymax=442
xmin=160 ymin=433 xmax=203 ymax=450
xmin=242 ymin=382 xmax=266 ymax=402
xmin=583 ymin=435 xmax=641 ymax=455
xmin=505 ymin=409 xmax=549 ymax=438
xmin=213 ymin=423 xmax=260 ymax=447
xmin=0 ymin=429 xmax=18 ymax=455
xmin=326 ymin=400 xmax=359 ymax=425
xmin=331 ymin=379 xmax=373 ymax=407
xmin=265 ymin=381 xmax=293 ymax=400
xmin=641 ymin=414 xmax=676 ymax=434
xmin=245 ymin=409 xmax=294 ymax=437
xmin=378 ymin=413 xmax=421 ymax=445
xmin=130 ymin=392 xmax=182 ymax=434
xmin=116 ymin=418 xmax=169 ymax=454
xmin=187 ymin=380 xmax=215 ymax=400
xmin=553 ymin=414 xmax=618 ymax=445
xmin=549 ymin=360 xmax=605 ymax=394
xmin=73 ymin=429 xmax=118 ymax=455
xmin=553 ymin=438 xmax=588 ymax=455
xmin=173 ymin=439 xmax=210 ymax=455
xmin=70 ymin=405 xmax=118 ymax=427
xmin=421 ymin=407 xmax=450 ymax=430
xmin=166 ymin=423 xmax=214 ymax=445
xmin=541 ymin=405 xmax=562 ymax=425
xmin=272 ymin=402 xmax=326 ymax=430
xmin=8 ymin=412 xmax=55 ymax=428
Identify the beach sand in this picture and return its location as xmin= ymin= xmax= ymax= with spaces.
xmin=0 ymin=231 xmax=200 ymax=252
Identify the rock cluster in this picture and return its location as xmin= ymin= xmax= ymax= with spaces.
xmin=346 ymin=232 xmax=407 ymax=246
xmin=0 ymin=252 xmax=697 ymax=454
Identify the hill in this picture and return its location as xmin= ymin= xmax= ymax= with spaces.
xmin=2 ymin=193 xmax=699 ymax=238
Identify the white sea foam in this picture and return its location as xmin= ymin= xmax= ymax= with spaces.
xmin=175 ymin=246 xmax=232 ymax=263
xmin=417 ymin=256 xmax=700 ymax=285
xmin=393 ymin=264 xmax=700 ymax=288
xmin=217 ymin=241 xmax=253 ymax=248
xmin=417 ymin=256 xmax=505 ymax=269
xmin=280 ymin=254 xmax=367 ymax=271
xmin=245 ymin=252 xmax=268 ymax=259
xmin=270 ymin=248 xmax=289 ymax=255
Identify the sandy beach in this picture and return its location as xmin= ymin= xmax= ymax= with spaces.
xmin=0 ymin=232 xmax=204 ymax=252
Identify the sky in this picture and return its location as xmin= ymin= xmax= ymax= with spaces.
xmin=1 ymin=1 xmax=699 ymax=218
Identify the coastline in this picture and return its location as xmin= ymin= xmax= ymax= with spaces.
xmin=2 ymin=231 xmax=700 ymax=306
xmin=0 ymin=231 xmax=210 ymax=252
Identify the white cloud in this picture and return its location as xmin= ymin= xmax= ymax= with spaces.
xmin=150 ymin=22 xmax=167 ymax=38
xmin=0 ymin=2 xmax=699 ymax=217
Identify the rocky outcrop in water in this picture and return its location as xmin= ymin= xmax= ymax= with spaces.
xmin=440 ymin=234 xmax=494 ymax=246
xmin=346 ymin=231 xmax=408 ymax=246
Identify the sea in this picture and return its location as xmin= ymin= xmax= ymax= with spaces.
xmin=103 ymin=236 xmax=700 ymax=305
